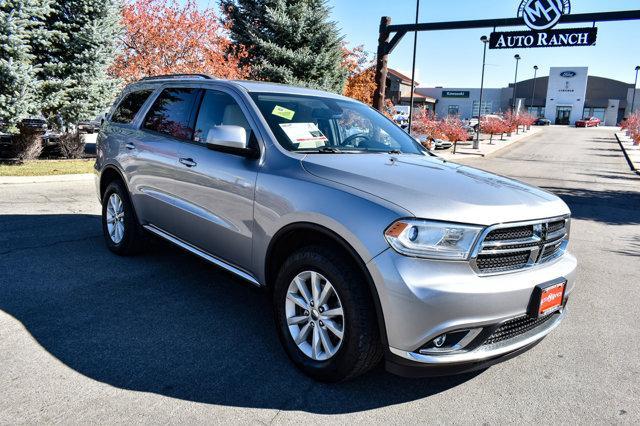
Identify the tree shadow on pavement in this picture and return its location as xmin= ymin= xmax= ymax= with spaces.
xmin=542 ymin=186 xmax=640 ymax=225
xmin=0 ymin=214 xmax=479 ymax=414
xmin=614 ymin=235 xmax=640 ymax=258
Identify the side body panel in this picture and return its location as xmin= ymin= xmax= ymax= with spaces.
xmin=251 ymin=157 xmax=411 ymax=285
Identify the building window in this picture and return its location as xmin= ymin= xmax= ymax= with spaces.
xmin=527 ymin=106 xmax=545 ymax=118
xmin=582 ymin=107 xmax=606 ymax=121
xmin=448 ymin=105 xmax=459 ymax=116
xmin=472 ymin=101 xmax=492 ymax=116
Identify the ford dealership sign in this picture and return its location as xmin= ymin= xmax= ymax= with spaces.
xmin=560 ymin=71 xmax=577 ymax=78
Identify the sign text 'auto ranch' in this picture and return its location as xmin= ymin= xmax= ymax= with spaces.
xmin=489 ymin=27 xmax=597 ymax=49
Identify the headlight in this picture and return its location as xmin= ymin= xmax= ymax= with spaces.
xmin=384 ymin=219 xmax=483 ymax=260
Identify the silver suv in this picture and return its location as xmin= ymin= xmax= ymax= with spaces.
xmin=95 ymin=75 xmax=576 ymax=382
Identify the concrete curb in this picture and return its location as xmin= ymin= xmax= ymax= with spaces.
xmin=614 ymin=132 xmax=640 ymax=176
xmin=440 ymin=126 xmax=543 ymax=160
xmin=0 ymin=173 xmax=94 ymax=185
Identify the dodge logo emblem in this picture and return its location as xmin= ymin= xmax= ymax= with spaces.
xmin=518 ymin=0 xmax=571 ymax=31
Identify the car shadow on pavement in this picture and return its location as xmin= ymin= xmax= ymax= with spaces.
xmin=542 ymin=186 xmax=640 ymax=225
xmin=0 ymin=214 xmax=479 ymax=414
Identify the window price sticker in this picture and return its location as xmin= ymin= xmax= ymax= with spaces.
xmin=279 ymin=123 xmax=328 ymax=148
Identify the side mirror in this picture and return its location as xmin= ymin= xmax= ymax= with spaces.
xmin=206 ymin=125 xmax=248 ymax=150
xmin=205 ymin=125 xmax=259 ymax=158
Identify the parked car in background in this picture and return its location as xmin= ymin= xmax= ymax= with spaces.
xmin=392 ymin=106 xmax=410 ymax=129
xmin=20 ymin=117 xmax=48 ymax=131
xmin=463 ymin=125 xmax=475 ymax=140
xmin=535 ymin=117 xmax=551 ymax=126
xmin=96 ymin=75 xmax=576 ymax=382
xmin=468 ymin=114 xmax=502 ymax=131
xmin=78 ymin=121 xmax=98 ymax=134
xmin=433 ymin=139 xmax=453 ymax=149
xmin=78 ymin=112 xmax=108 ymax=134
xmin=0 ymin=119 xmax=11 ymax=158
xmin=575 ymin=116 xmax=601 ymax=127
xmin=412 ymin=135 xmax=452 ymax=150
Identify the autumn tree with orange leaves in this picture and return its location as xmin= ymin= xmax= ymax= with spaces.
xmin=342 ymin=45 xmax=376 ymax=104
xmin=110 ymin=0 xmax=249 ymax=83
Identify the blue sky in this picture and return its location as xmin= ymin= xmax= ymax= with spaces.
xmin=328 ymin=0 xmax=640 ymax=88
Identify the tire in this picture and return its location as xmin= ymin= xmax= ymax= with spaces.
xmin=273 ymin=245 xmax=383 ymax=382
xmin=101 ymin=180 xmax=144 ymax=256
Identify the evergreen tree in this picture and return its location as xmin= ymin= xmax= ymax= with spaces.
xmin=0 ymin=0 xmax=49 ymax=133
xmin=221 ymin=0 xmax=346 ymax=93
xmin=32 ymin=0 xmax=121 ymax=127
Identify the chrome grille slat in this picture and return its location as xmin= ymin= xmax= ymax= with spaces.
xmin=471 ymin=216 xmax=570 ymax=275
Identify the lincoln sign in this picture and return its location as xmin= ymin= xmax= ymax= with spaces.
xmin=489 ymin=0 xmax=598 ymax=49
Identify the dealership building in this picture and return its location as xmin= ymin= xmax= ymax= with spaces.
xmin=416 ymin=67 xmax=639 ymax=125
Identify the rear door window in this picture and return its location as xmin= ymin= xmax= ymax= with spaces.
xmin=111 ymin=89 xmax=153 ymax=124
xmin=142 ymin=88 xmax=200 ymax=140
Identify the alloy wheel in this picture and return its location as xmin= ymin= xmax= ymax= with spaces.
xmin=285 ymin=270 xmax=345 ymax=361
xmin=106 ymin=193 xmax=125 ymax=244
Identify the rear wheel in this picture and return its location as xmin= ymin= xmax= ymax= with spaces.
xmin=273 ymin=245 xmax=383 ymax=382
xmin=101 ymin=180 xmax=144 ymax=255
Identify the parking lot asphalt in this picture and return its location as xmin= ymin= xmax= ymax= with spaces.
xmin=1 ymin=126 xmax=639 ymax=424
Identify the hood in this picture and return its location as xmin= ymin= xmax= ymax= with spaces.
xmin=301 ymin=153 xmax=569 ymax=226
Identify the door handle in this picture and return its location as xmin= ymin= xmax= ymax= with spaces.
xmin=179 ymin=157 xmax=197 ymax=167
xmin=125 ymin=142 xmax=136 ymax=150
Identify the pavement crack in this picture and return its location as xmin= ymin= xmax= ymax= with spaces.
xmin=268 ymin=409 xmax=282 ymax=424
xmin=0 ymin=234 xmax=102 ymax=256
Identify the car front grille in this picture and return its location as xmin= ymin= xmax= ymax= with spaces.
xmin=472 ymin=217 xmax=570 ymax=275
xmin=482 ymin=312 xmax=559 ymax=346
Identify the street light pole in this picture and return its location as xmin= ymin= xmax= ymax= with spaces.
xmin=512 ymin=54 xmax=521 ymax=114
xmin=407 ymin=0 xmax=420 ymax=135
xmin=632 ymin=65 xmax=640 ymax=114
xmin=531 ymin=65 xmax=538 ymax=116
xmin=474 ymin=35 xmax=489 ymax=149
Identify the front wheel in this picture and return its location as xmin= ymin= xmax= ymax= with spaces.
xmin=273 ymin=246 xmax=382 ymax=382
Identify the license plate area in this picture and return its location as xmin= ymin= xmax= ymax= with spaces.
xmin=529 ymin=279 xmax=566 ymax=318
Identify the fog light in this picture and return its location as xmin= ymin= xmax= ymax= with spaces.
xmin=433 ymin=334 xmax=446 ymax=347
xmin=419 ymin=328 xmax=483 ymax=355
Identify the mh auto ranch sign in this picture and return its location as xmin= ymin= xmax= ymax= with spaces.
xmin=489 ymin=0 xmax=598 ymax=49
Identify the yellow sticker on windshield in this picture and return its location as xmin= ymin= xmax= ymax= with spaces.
xmin=272 ymin=105 xmax=295 ymax=120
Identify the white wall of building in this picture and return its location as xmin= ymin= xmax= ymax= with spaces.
xmin=605 ymin=99 xmax=620 ymax=126
xmin=545 ymin=67 xmax=588 ymax=125
xmin=415 ymin=88 xmax=507 ymax=119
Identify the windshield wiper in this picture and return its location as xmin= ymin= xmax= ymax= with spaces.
xmin=387 ymin=149 xmax=402 ymax=154
xmin=318 ymin=146 xmax=343 ymax=153
xmin=295 ymin=146 xmax=344 ymax=154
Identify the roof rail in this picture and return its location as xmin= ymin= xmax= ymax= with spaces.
xmin=139 ymin=74 xmax=215 ymax=81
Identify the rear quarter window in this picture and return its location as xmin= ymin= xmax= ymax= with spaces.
xmin=110 ymin=89 xmax=154 ymax=124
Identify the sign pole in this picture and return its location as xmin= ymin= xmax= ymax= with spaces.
xmin=512 ymin=54 xmax=521 ymax=113
xmin=474 ymin=36 xmax=488 ymax=150
xmin=632 ymin=66 xmax=640 ymax=114
xmin=408 ymin=0 xmax=420 ymax=135
xmin=531 ymin=65 xmax=538 ymax=115
xmin=374 ymin=17 xmax=391 ymax=112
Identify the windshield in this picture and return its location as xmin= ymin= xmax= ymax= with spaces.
xmin=249 ymin=93 xmax=425 ymax=154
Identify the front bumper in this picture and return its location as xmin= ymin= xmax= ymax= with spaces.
xmin=366 ymin=248 xmax=577 ymax=375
